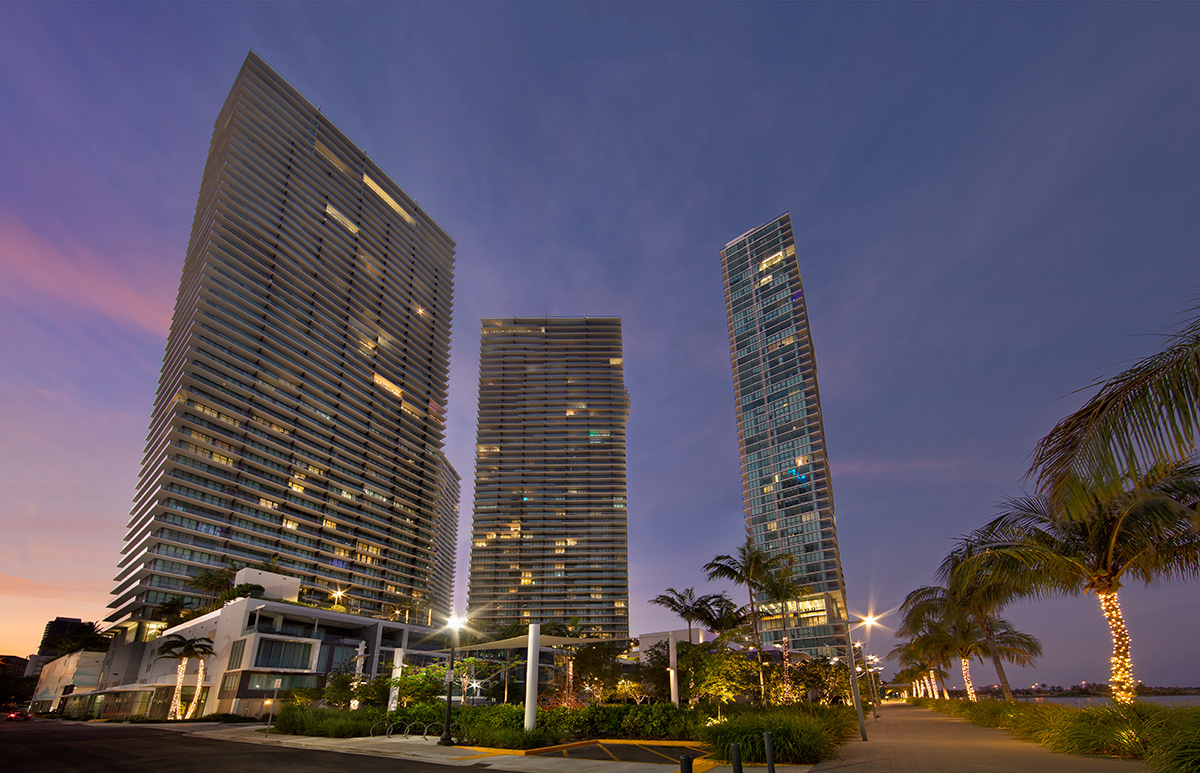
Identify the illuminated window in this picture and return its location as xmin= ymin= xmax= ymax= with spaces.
xmin=282 ymin=518 xmax=299 ymax=530
xmin=315 ymin=141 xmax=352 ymax=175
xmin=322 ymin=518 xmax=337 ymax=530
xmin=325 ymin=203 xmax=360 ymax=234
xmin=364 ymin=174 xmax=415 ymax=225
xmin=373 ymin=373 xmax=403 ymax=399
xmin=334 ymin=547 xmax=351 ymax=558
xmin=288 ymin=482 xmax=304 ymax=493
xmin=259 ymin=498 xmax=279 ymax=510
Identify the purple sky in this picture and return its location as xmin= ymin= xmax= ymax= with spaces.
xmin=2 ymin=3 xmax=1199 ymax=688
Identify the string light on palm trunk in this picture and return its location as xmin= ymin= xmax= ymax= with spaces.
xmin=1098 ymin=591 xmax=1135 ymax=704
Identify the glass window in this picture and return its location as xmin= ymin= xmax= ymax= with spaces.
xmin=254 ymin=639 xmax=312 ymax=669
xmin=227 ymin=638 xmax=246 ymax=670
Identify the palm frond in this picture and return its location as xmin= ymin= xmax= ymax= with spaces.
xmin=1030 ymin=305 xmax=1200 ymax=518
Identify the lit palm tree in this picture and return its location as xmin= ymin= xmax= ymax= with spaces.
xmin=1030 ymin=305 xmax=1200 ymax=517
xmin=757 ymin=560 xmax=811 ymax=703
xmin=704 ymin=535 xmax=783 ymax=703
xmin=896 ymin=589 xmax=987 ymax=701
xmin=156 ymin=634 xmax=215 ymax=719
xmin=963 ymin=461 xmax=1200 ymax=703
xmin=906 ymin=566 xmax=1042 ymax=703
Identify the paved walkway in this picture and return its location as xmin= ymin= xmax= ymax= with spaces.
xmin=176 ymin=702 xmax=1149 ymax=773
xmin=812 ymin=703 xmax=1146 ymax=772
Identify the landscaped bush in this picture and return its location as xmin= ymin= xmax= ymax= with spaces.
xmin=197 ymin=712 xmax=261 ymax=723
xmin=273 ymin=704 xmax=382 ymax=737
xmin=458 ymin=725 xmax=565 ymax=749
xmin=913 ymin=697 xmax=1200 ymax=771
xmin=700 ymin=707 xmax=858 ymax=765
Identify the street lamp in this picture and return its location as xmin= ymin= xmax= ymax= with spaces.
xmin=438 ymin=615 xmax=464 ymax=746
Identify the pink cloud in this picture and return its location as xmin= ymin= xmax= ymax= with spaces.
xmin=0 ymin=207 xmax=172 ymax=335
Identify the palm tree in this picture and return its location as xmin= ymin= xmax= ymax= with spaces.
xmin=1030 ymin=305 xmax=1200 ymax=517
xmin=897 ymin=588 xmax=987 ymax=701
xmin=704 ymin=535 xmax=783 ymax=703
xmin=156 ymin=634 xmax=215 ymax=719
xmin=153 ymin=596 xmax=195 ymax=626
xmin=187 ymin=566 xmax=237 ymax=606
xmin=649 ymin=587 xmax=719 ymax=643
xmin=693 ymin=592 xmax=748 ymax=634
xmin=908 ymin=563 xmax=1043 ymax=703
xmin=757 ymin=560 xmax=811 ymax=703
xmin=47 ymin=622 xmax=112 ymax=656
xmin=963 ymin=461 xmax=1200 ymax=703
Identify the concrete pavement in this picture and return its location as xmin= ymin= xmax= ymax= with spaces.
xmin=164 ymin=701 xmax=1149 ymax=773
xmin=811 ymin=702 xmax=1146 ymax=772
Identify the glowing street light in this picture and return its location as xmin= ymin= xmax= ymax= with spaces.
xmin=438 ymin=615 xmax=465 ymax=746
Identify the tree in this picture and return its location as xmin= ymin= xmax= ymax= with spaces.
xmin=894 ymin=598 xmax=983 ymax=701
xmin=757 ymin=559 xmax=811 ymax=703
xmin=704 ymin=536 xmax=783 ymax=703
xmin=155 ymin=634 xmax=215 ymax=719
xmin=152 ymin=596 xmax=194 ymax=627
xmin=902 ymin=572 xmax=1042 ymax=703
xmin=649 ymin=587 xmax=718 ymax=642
xmin=793 ymin=656 xmax=852 ymax=705
xmin=962 ymin=461 xmax=1200 ymax=703
xmin=187 ymin=566 xmax=238 ymax=605
xmin=682 ymin=637 xmax=756 ymax=718
xmin=694 ymin=592 xmax=748 ymax=634
xmin=47 ymin=622 xmax=112 ymax=656
xmin=1029 ymin=306 xmax=1200 ymax=518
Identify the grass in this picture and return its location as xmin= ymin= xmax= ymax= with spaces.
xmin=911 ymin=698 xmax=1200 ymax=772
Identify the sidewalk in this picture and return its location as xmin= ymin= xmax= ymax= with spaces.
xmin=811 ymin=703 xmax=1146 ymax=772
xmin=186 ymin=702 xmax=1150 ymax=773
xmin=190 ymin=724 xmax=814 ymax=772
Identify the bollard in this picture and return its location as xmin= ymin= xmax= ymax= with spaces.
xmin=679 ymin=754 xmax=693 ymax=773
xmin=730 ymin=741 xmax=742 ymax=773
xmin=764 ymin=730 xmax=776 ymax=773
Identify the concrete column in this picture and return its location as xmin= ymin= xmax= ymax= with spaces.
xmin=668 ymin=631 xmax=679 ymax=706
xmin=523 ymin=624 xmax=540 ymax=731
xmin=387 ymin=628 xmax=409 ymax=712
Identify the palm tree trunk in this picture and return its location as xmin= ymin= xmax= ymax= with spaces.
xmin=960 ymin=658 xmax=977 ymax=702
xmin=979 ymin=616 xmax=1016 ymax=702
xmin=748 ymin=590 xmax=766 ymax=705
xmin=1097 ymin=590 xmax=1136 ymax=704
xmin=184 ymin=659 xmax=206 ymax=719
xmin=170 ymin=657 xmax=188 ymax=720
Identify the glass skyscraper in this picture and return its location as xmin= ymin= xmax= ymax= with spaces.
xmin=721 ymin=214 xmax=848 ymax=658
xmin=109 ymin=52 xmax=457 ymax=626
xmin=466 ymin=317 xmax=630 ymax=639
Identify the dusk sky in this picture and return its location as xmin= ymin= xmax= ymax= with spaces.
xmin=2 ymin=2 xmax=1199 ymax=688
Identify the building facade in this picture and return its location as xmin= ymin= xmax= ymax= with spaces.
xmin=58 ymin=595 xmax=440 ymax=720
xmin=428 ymin=453 xmax=461 ymax=622
xmin=466 ymin=318 xmax=630 ymax=639
xmin=109 ymin=52 xmax=456 ymax=627
xmin=720 ymin=214 xmax=848 ymax=658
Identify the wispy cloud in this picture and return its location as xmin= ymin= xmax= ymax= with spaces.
xmin=0 ymin=207 xmax=171 ymax=335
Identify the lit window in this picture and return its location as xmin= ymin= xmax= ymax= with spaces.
xmin=373 ymin=373 xmax=403 ymax=399
xmin=315 ymin=141 xmax=352 ymax=175
xmin=322 ymin=518 xmax=337 ymax=530
xmin=325 ymin=203 xmax=360 ymax=234
xmin=282 ymin=518 xmax=299 ymax=530
xmin=259 ymin=498 xmax=279 ymax=510
xmin=363 ymin=174 xmax=415 ymax=225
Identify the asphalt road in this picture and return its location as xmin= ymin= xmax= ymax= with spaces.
xmin=0 ymin=721 xmax=461 ymax=772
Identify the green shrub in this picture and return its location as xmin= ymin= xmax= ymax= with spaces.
xmin=1143 ymin=706 xmax=1200 ymax=773
xmin=458 ymin=725 xmax=564 ymax=749
xmin=272 ymin=704 xmax=381 ymax=737
xmin=699 ymin=707 xmax=857 ymax=765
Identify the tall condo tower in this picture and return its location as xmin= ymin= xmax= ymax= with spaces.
xmin=109 ymin=52 xmax=456 ymax=626
xmin=466 ymin=318 xmax=630 ymax=638
xmin=720 ymin=214 xmax=847 ymax=658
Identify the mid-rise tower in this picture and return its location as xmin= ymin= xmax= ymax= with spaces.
xmin=109 ymin=52 xmax=456 ymax=625
xmin=466 ymin=318 xmax=630 ymax=638
xmin=720 ymin=214 xmax=847 ymax=657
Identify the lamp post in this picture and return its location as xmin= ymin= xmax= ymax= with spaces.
xmin=438 ymin=615 xmax=464 ymax=746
